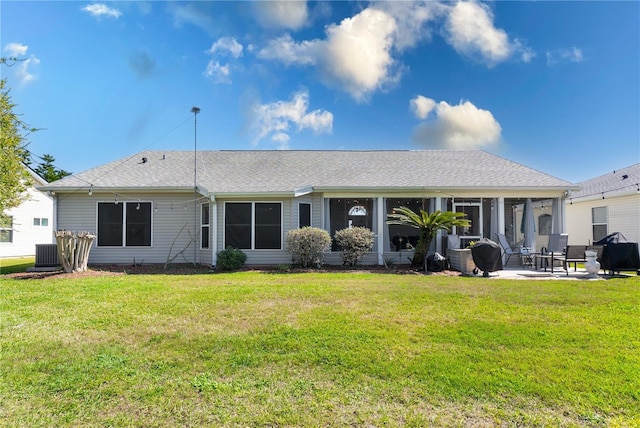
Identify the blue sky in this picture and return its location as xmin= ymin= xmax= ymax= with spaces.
xmin=2 ymin=1 xmax=639 ymax=183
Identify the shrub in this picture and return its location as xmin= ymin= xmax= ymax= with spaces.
xmin=286 ymin=227 xmax=332 ymax=268
xmin=216 ymin=247 xmax=247 ymax=272
xmin=334 ymin=227 xmax=375 ymax=266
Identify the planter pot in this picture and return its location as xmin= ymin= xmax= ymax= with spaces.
xmin=448 ymin=249 xmax=475 ymax=274
xmin=584 ymin=250 xmax=600 ymax=278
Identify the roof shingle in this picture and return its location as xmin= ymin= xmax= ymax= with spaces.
xmin=44 ymin=150 xmax=575 ymax=193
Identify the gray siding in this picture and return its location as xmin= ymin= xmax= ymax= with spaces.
xmin=215 ymin=197 xmax=293 ymax=266
xmin=56 ymin=192 xmax=201 ymax=264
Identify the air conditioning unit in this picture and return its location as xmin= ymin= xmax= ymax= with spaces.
xmin=35 ymin=244 xmax=60 ymax=267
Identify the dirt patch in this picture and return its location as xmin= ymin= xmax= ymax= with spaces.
xmin=4 ymin=263 xmax=463 ymax=280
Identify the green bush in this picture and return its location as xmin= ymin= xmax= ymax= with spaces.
xmin=286 ymin=227 xmax=332 ymax=268
xmin=334 ymin=227 xmax=375 ymax=266
xmin=216 ymin=247 xmax=247 ymax=272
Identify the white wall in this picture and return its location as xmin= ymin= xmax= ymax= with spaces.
xmin=566 ymin=194 xmax=640 ymax=245
xmin=1 ymin=186 xmax=54 ymax=258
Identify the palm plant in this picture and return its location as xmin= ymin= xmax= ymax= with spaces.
xmin=387 ymin=207 xmax=471 ymax=269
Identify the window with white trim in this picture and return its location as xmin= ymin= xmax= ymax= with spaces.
xmin=33 ymin=217 xmax=49 ymax=227
xmin=201 ymin=203 xmax=210 ymax=249
xmin=224 ymin=202 xmax=282 ymax=250
xmin=299 ymin=202 xmax=311 ymax=228
xmin=97 ymin=202 xmax=152 ymax=247
xmin=592 ymin=206 xmax=608 ymax=243
xmin=0 ymin=216 xmax=13 ymax=243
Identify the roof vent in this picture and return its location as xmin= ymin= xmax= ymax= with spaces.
xmin=622 ymin=174 xmax=628 ymax=180
xmin=141 ymin=157 xmax=147 ymax=164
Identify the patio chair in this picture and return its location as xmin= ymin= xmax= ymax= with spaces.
xmin=495 ymin=233 xmax=522 ymax=266
xmin=539 ymin=233 xmax=569 ymax=270
xmin=545 ymin=233 xmax=568 ymax=255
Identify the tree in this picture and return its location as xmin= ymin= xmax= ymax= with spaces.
xmin=0 ymin=77 xmax=33 ymax=223
xmin=387 ymin=207 xmax=471 ymax=270
xmin=33 ymin=153 xmax=71 ymax=182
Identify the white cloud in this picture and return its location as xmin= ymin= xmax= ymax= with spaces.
xmin=546 ymin=47 xmax=584 ymax=66
xmin=167 ymin=3 xmax=215 ymax=35
xmin=204 ymin=37 xmax=243 ymax=84
xmin=82 ymin=3 xmax=122 ymax=19
xmin=3 ymin=43 xmax=40 ymax=86
xmin=373 ymin=1 xmax=444 ymax=51
xmin=251 ymin=90 xmax=333 ymax=146
xmin=258 ymin=34 xmax=320 ymax=66
xmin=271 ymin=132 xmax=291 ymax=150
xmin=322 ymin=8 xmax=398 ymax=102
xmin=257 ymin=1 xmax=535 ymax=100
xmin=207 ymin=37 xmax=243 ymax=59
xmin=253 ymin=1 xmax=308 ymax=31
xmin=258 ymin=8 xmax=399 ymax=102
xmin=204 ymin=61 xmax=231 ymax=84
xmin=411 ymin=97 xmax=502 ymax=150
xmin=410 ymin=95 xmax=436 ymax=120
xmin=443 ymin=1 xmax=533 ymax=66
xmin=3 ymin=42 xmax=28 ymax=57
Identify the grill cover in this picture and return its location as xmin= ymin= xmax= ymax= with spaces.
xmin=470 ymin=238 xmax=503 ymax=275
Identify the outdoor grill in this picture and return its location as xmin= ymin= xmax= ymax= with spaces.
xmin=470 ymin=238 xmax=503 ymax=277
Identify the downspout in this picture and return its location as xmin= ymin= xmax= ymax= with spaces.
xmin=52 ymin=192 xmax=58 ymax=243
xmin=211 ymin=196 xmax=217 ymax=268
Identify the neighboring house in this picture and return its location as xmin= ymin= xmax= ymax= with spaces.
xmin=1 ymin=166 xmax=54 ymax=258
xmin=40 ymin=150 xmax=577 ymax=266
xmin=565 ymin=163 xmax=640 ymax=245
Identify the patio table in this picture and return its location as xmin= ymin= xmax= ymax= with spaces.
xmin=535 ymin=253 xmax=555 ymax=272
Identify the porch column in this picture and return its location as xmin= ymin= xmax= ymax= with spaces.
xmin=435 ymin=197 xmax=443 ymax=254
xmin=497 ymin=197 xmax=505 ymax=234
xmin=497 ymin=197 xmax=506 ymax=265
xmin=377 ymin=196 xmax=384 ymax=265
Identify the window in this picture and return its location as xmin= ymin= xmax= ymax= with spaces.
xmin=224 ymin=202 xmax=282 ymax=250
xmin=538 ymin=214 xmax=552 ymax=236
xmin=592 ymin=206 xmax=608 ymax=243
xmin=0 ymin=216 xmax=13 ymax=243
xmin=329 ymin=198 xmax=373 ymax=251
xmin=386 ymin=198 xmax=427 ymax=250
xmin=97 ymin=202 xmax=152 ymax=247
xmin=33 ymin=218 xmax=49 ymax=227
xmin=201 ymin=203 xmax=210 ymax=249
xmin=299 ymin=203 xmax=311 ymax=228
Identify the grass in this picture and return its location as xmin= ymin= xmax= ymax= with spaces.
xmin=1 ymin=272 xmax=638 ymax=427
xmin=0 ymin=256 xmax=35 ymax=274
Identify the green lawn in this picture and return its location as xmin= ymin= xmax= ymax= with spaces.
xmin=1 ymin=272 xmax=638 ymax=427
xmin=0 ymin=256 xmax=35 ymax=274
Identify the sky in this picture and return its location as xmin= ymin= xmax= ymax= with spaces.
xmin=2 ymin=0 xmax=639 ymax=184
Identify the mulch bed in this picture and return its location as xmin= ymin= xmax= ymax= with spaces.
xmin=5 ymin=263 xmax=463 ymax=280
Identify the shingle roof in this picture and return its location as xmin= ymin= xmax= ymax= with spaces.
xmin=570 ymin=163 xmax=640 ymax=199
xmin=43 ymin=150 xmax=575 ymax=194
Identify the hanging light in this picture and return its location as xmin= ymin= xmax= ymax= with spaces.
xmin=115 ymin=193 xmax=119 ymax=205
xmin=88 ymin=185 xmax=93 ymax=196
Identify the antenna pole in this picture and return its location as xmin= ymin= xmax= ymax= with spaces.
xmin=191 ymin=106 xmax=200 ymax=266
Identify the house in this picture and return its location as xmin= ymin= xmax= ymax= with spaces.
xmin=1 ymin=166 xmax=54 ymax=258
xmin=565 ymin=163 xmax=640 ymax=245
xmin=40 ymin=150 xmax=577 ymax=267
